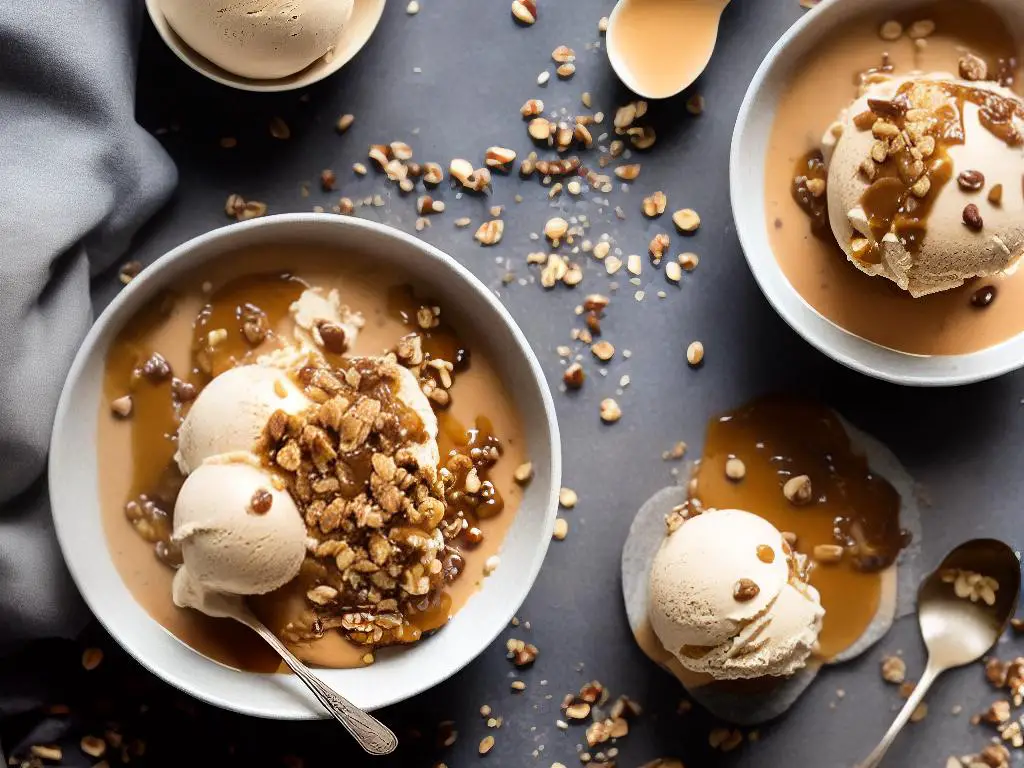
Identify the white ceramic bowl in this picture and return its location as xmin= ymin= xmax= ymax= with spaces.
xmin=49 ymin=214 xmax=561 ymax=718
xmin=731 ymin=0 xmax=1024 ymax=386
xmin=144 ymin=0 xmax=387 ymax=92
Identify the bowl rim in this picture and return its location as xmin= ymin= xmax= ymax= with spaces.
xmin=49 ymin=213 xmax=562 ymax=718
xmin=729 ymin=0 xmax=1024 ymax=387
xmin=143 ymin=0 xmax=387 ymax=93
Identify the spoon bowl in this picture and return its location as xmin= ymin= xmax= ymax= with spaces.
xmin=858 ymin=539 xmax=1020 ymax=767
xmin=918 ymin=538 xmax=1020 ymax=667
xmin=606 ymin=0 xmax=729 ymax=100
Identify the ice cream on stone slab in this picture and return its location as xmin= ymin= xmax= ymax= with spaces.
xmin=648 ymin=508 xmax=824 ymax=680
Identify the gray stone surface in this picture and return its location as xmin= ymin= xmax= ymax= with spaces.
xmin=84 ymin=0 xmax=1024 ymax=765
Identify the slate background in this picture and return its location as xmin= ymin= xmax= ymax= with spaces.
xmin=6 ymin=0 xmax=1023 ymax=766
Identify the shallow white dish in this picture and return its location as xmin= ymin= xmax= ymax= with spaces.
xmin=144 ymin=0 xmax=387 ymax=92
xmin=49 ymin=214 xmax=561 ymax=719
xmin=730 ymin=0 xmax=1024 ymax=386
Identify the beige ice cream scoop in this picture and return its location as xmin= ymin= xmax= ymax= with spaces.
xmin=648 ymin=508 xmax=824 ymax=680
xmin=172 ymin=460 xmax=307 ymax=599
xmin=159 ymin=0 xmax=355 ymax=80
xmin=826 ymin=76 xmax=1024 ymax=297
xmin=176 ymin=364 xmax=311 ymax=475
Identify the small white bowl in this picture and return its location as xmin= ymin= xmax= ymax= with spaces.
xmin=49 ymin=214 xmax=561 ymax=718
xmin=731 ymin=0 xmax=1024 ymax=386
xmin=144 ymin=0 xmax=387 ymax=92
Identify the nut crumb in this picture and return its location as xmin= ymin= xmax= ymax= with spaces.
xmin=686 ymin=341 xmax=704 ymax=366
xmin=559 ymin=487 xmax=578 ymax=509
xmin=553 ymin=518 xmax=569 ymax=540
xmin=725 ymin=457 xmax=746 ymax=481
xmin=600 ymin=398 xmax=622 ymax=423
xmin=881 ymin=655 xmax=906 ymax=684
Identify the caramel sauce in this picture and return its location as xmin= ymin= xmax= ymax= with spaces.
xmin=791 ymin=150 xmax=830 ymax=240
xmin=855 ymin=81 xmax=1023 ymax=262
xmin=689 ymin=398 xmax=906 ymax=660
xmin=191 ymin=273 xmax=306 ymax=379
xmin=98 ymin=246 xmax=526 ymax=672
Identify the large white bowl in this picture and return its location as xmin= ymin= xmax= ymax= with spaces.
xmin=49 ymin=214 xmax=561 ymax=718
xmin=731 ymin=0 xmax=1024 ymax=386
xmin=144 ymin=0 xmax=387 ymax=92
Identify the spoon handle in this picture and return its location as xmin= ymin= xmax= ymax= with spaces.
xmin=246 ymin=618 xmax=399 ymax=755
xmin=857 ymin=661 xmax=942 ymax=768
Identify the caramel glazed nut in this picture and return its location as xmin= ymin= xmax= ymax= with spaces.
xmin=256 ymin=352 xmax=497 ymax=650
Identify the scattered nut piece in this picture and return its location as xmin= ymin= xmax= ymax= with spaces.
xmin=544 ymin=217 xmax=569 ymax=243
xmin=672 ymin=208 xmax=701 ymax=232
xmin=479 ymin=735 xmax=495 ymax=755
xmin=110 ymin=395 xmax=133 ymax=418
xmin=989 ymin=184 xmax=1004 ymax=206
xmin=552 ymin=45 xmax=576 ymax=63
xmin=118 ymin=260 xmax=142 ymax=285
xmin=881 ymin=655 xmax=907 ymax=684
xmin=598 ymin=15 xmax=608 ymax=32
xmin=511 ymin=0 xmax=536 ymax=24
xmin=30 ymin=746 xmax=63 ymax=762
xmin=406 ymin=0 xmax=419 ymax=13
xmin=353 ymin=162 xmax=368 ymax=175
xmin=725 ymin=457 xmax=746 ymax=481
xmin=559 ymin=487 xmax=578 ymax=509
xmin=783 ymin=475 xmax=813 ymax=505
xmin=679 ymin=252 xmax=699 ymax=271
xmin=82 ymin=647 xmax=103 ymax=670
xmin=521 ymin=99 xmax=545 ymax=118
xmin=665 ymin=262 xmax=682 ymax=283
xmin=80 ymin=736 xmax=106 ymax=758
xmin=813 ymin=544 xmax=844 ymax=564
xmin=600 ymin=398 xmax=622 ymax=423
xmin=475 ymin=220 xmax=504 ymax=246
xmin=592 ymin=241 xmax=610 ymax=260
xmin=591 ymin=340 xmax=615 ymax=361
xmin=963 ymin=203 xmax=984 ymax=231
xmin=553 ymin=518 xmax=569 ymax=540
xmin=557 ymin=63 xmax=576 ymax=78
xmin=614 ymin=164 xmax=641 ymax=180
xmin=642 ymin=191 xmax=667 ymax=217
xmin=959 ymin=52 xmax=988 ymax=81
xmin=268 ymin=116 xmax=290 ymax=140
xmin=686 ymin=341 xmax=704 ymax=366
xmin=563 ymin=362 xmax=585 ymax=389
xmin=336 ymin=114 xmax=355 ymax=132
xmin=454 ymin=217 xmax=472 ymax=228
xmin=686 ymin=94 xmax=705 ymax=115
xmin=485 ymin=146 xmax=517 ymax=168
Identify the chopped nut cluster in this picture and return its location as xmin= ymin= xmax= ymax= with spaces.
xmin=942 ymin=568 xmax=999 ymax=606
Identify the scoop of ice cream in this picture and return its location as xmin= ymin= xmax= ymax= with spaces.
xmin=648 ymin=508 xmax=824 ymax=680
xmin=826 ymin=76 xmax=1024 ymax=297
xmin=158 ymin=0 xmax=355 ymax=80
xmin=171 ymin=460 xmax=307 ymax=599
xmin=176 ymin=364 xmax=311 ymax=474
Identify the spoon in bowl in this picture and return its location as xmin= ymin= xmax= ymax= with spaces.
xmin=187 ymin=589 xmax=399 ymax=755
xmin=606 ymin=0 xmax=730 ymax=100
xmin=858 ymin=539 xmax=1021 ymax=768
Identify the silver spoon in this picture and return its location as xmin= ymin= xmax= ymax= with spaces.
xmin=858 ymin=539 xmax=1020 ymax=768
xmin=191 ymin=590 xmax=398 ymax=755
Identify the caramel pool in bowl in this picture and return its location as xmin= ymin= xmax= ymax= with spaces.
xmin=49 ymin=214 xmax=561 ymax=718
xmin=731 ymin=0 xmax=1024 ymax=385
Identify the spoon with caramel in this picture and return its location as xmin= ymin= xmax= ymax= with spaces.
xmin=858 ymin=539 xmax=1021 ymax=768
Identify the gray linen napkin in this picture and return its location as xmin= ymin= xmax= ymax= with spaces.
xmin=0 ymin=0 xmax=176 ymax=648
